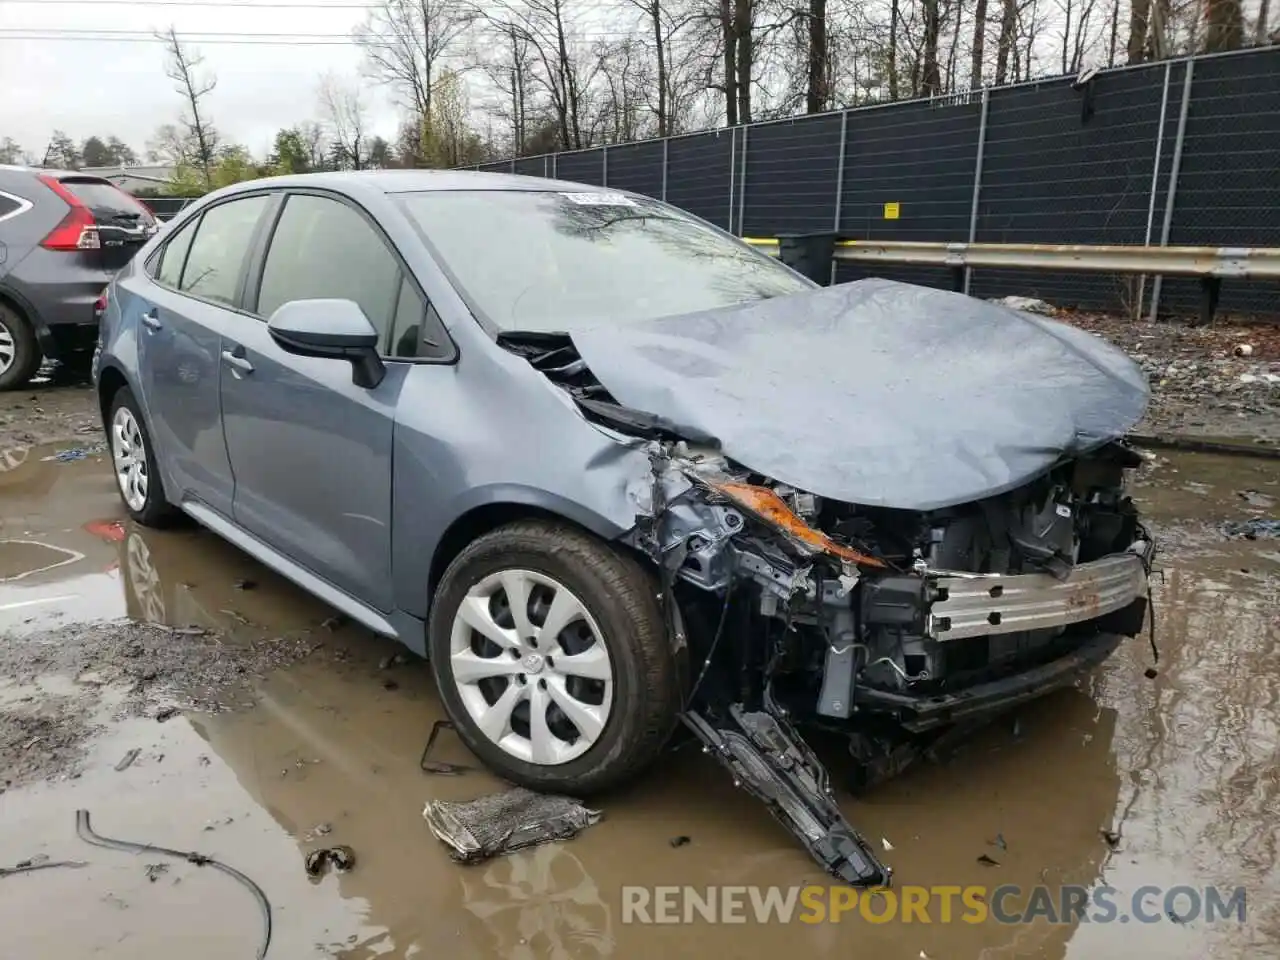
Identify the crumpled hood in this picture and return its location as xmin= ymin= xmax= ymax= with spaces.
xmin=565 ymin=278 xmax=1149 ymax=511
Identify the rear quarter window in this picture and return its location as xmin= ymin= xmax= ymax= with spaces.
xmin=0 ymin=191 xmax=30 ymax=223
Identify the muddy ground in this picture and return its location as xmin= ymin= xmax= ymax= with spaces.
xmin=2 ymin=367 xmax=1279 ymax=958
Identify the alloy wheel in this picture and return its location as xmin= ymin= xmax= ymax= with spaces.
xmin=111 ymin=406 xmax=150 ymax=512
xmin=0 ymin=318 xmax=14 ymax=375
xmin=449 ymin=569 xmax=615 ymax=765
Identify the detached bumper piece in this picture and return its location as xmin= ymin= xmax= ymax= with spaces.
xmin=683 ymin=703 xmax=892 ymax=887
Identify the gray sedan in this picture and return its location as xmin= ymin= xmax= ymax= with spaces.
xmin=94 ymin=171 xmax=1152 ymax=885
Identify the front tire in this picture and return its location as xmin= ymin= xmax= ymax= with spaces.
xmin=428 ymin=520 xmax=682 ymax=794
xmin=107 ymin=386 xmax=179 ymax=527
xmin=0 ymin=303 xmax=41 ymax=391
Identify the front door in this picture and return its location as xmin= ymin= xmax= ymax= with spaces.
xmin=131 ymin=193 xmax=272 ymax=518
xmin=219 ymin=192 xmax=413 ymax=612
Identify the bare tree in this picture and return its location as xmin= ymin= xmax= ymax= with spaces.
xmin=971 ymin=0 xmax=989 ymax=86
xmin=806 ymin=0 xmax=831 ymax=112
xmin=1256 ymin=0 xmax=1272 ymax=42
xmin=1204 ymin=0 xmax=1245 ymax=49
xmin=921 ymin=0 xmax=943 ymax=93
xmin=887 ymin=0 xmax=901 ymax=97
xmin=356 ymin=0 xmax=475 ymax=128
xmin=158 ymin=27 xmax=218 ymax=189
xmin=318 ymin=71 xmax=370 ymax=170
xmin=485 ymin=0 xmax=597 ymax=150
xmin=995 ymin=0 xmax=1019 ymax=80
xmin=1127 ymin=0 xmax=1151 ymax=59
xmin=620 ymin=0 xmax=698 ymax=134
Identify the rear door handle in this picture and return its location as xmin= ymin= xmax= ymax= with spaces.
xmin=221 ymin=349 xmax=254 ymax=374
xmin=140 ymin=310 xmax=162 ymax=331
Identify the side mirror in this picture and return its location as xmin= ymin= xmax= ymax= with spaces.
xmin=267 ymin=298 xmax=386 ymax=389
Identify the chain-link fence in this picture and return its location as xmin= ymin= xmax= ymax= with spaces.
xmin=475 ymin=46 xmax=1280 ymax=319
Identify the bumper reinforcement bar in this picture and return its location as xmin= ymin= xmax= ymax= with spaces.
xmin=682 ymin=701 xmax=892 ymax=887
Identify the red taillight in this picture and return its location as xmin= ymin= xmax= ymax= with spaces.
xmin=93 ymin=289 xmax=108 ymax=320
xmin=37 ymin=174 xmax=100 ymax=251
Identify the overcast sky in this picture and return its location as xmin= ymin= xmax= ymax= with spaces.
xmin=1 ymin=0 xmax=402 ymax=160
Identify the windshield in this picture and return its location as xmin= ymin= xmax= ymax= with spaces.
xmin=397 ymin=189 xmax=813 ymax=332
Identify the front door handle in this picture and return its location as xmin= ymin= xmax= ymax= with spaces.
xmin=221 ymin=349 xmax=254 ymax=374
xmin=140 ymin=310 xmax=162 ymax=331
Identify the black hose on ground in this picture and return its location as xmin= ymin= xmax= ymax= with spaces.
xmin=75 ymin=809 xmax=272 ymax=960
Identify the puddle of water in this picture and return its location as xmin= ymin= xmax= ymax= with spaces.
xmin=0 ymin=444 xmax=1277 ymax=958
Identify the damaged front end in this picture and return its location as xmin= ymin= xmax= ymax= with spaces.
xmin=499 ymin=314 xmax=1154 ymax=890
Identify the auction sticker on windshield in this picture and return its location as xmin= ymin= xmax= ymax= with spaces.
xmin=561 ymin=192 xmax=638 ymax=206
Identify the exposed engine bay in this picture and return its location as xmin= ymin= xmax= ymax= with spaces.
xmin=499 ymin=309 xmax=1155 ymax=889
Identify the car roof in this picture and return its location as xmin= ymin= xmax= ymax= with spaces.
xmin=0 ymin=164 xmax=120 ymax=184
xmin=216 ymin=168 xmax=620 ymax=197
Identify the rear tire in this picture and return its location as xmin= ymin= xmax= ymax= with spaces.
xmin=428 ymin=520 xmax=682 ymax=795
xmin=107 ymin=386 xmax=180 ymax=527
xmin=0 ymin=303 xmax=42 ymax=391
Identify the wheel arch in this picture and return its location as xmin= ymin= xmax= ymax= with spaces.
xmin=0 ymin=285 xmax=54 ymax=359
xmin=96 ymin=362 xmax=136 ymax=429
xmin=424 ymin=491 xmax=638 ymax=607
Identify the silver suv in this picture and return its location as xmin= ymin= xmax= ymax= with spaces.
xmin=0 ymin=165 xmax=157 ymax=389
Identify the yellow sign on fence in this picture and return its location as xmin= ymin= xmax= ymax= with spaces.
xmin=884 ymin=202 xmax=901 ymax=220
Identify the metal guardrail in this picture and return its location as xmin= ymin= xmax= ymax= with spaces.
xmin=744 ymin=236 xmax=1280 ymax=324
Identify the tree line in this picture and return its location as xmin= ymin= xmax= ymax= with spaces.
xmin=3 ymin=0 xmax=1272 ymax=193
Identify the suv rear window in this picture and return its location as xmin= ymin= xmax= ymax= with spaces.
xmin=56 ymin=178 xmax=153 ymax=219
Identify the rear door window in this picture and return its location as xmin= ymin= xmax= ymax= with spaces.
xmin=179 ymin=195 xmax=270 ymax=307
xmin=56 ymin=179 xmax=154 ymax=223
xmin=156 ymin=215 xmax=199 ymax=289
xmin=256 ymin=194 xmax=402 ymax=350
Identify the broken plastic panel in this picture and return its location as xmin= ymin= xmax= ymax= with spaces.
xmin=682 ymin=703 xmax=892 ymax=887
xmin=423 ymin=788 xmax=602 ymax=864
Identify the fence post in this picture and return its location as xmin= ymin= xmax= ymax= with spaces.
xmin=964 ymin=87 xmax=991 ymax=296
xmin=510 ymin=157 xmax=516 ymax=174
xmin=1138 ymin=62 xmax=1174 ymax=320
xmin=661 ymin=138 xmax=669 ymax=201
xmin=737 ymin=125 xmax=749 ymax=237
xmin=543 ymin=155 xmax=549 ymax=178
xmin=1149 ymin=58 xmax=1195 ymax=322
xmin=551 ymin=153 xmax=558 ymax=179
xmin=602 ymin=145 xmax=609 ymax=186
xmin=830 ymin=111 xmax=849 ymax=284
xmin=728 ymin=127 xmax=737 ymax=234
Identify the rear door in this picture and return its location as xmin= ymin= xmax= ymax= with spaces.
xmin=127 ymin=193 xmax=275 ymax=518
xmin=219 ymin=191 xmax=412 ymax=611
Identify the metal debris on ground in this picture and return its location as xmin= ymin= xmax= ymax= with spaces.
xmin=114 ymin=748 xmax=140 ymax=771
xmin=1221 ymin=518 xmax=1280 ymax=539
xmin=1 ymin=855 xmax=88 ymax=879
xmin=234 ymin=579 xmax=258 ymax=591
xmin=990 ymin=295 xmax=1056 ymax=315
xmin=976 ymin=854 xmax=1000 ymax=866
xmin=423 ymin=787 xmax=602 ymax=864
xmin=881 ymin=837 xmax=895 ymax=851
xmin=145 ymin=863 xmax=169 ymax=882
xmin=419 ymin=719 xmax=471 ymax=775
xmin=75 ymin=809 xmax=272 ymax=960
xmin=1101 ymin=829 xmax=1122 ymax=849
xmin=40 ymin=443 xmax=106 ymax=462
xmin=990 ymin=833 xmax=1007 ymax=851
xmin=669 ymin=836 xmax=691 ymax=848
xmin=304 ymin=846 xmax=355 ymax=878
xmin=154 ymin=706 xmax=179 ymax=722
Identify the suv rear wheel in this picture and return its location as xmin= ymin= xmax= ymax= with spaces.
xmin=0 ymin=303 xmax=41 ymax=391
xmin=428 ymin=520 xmax=682 ymax=794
